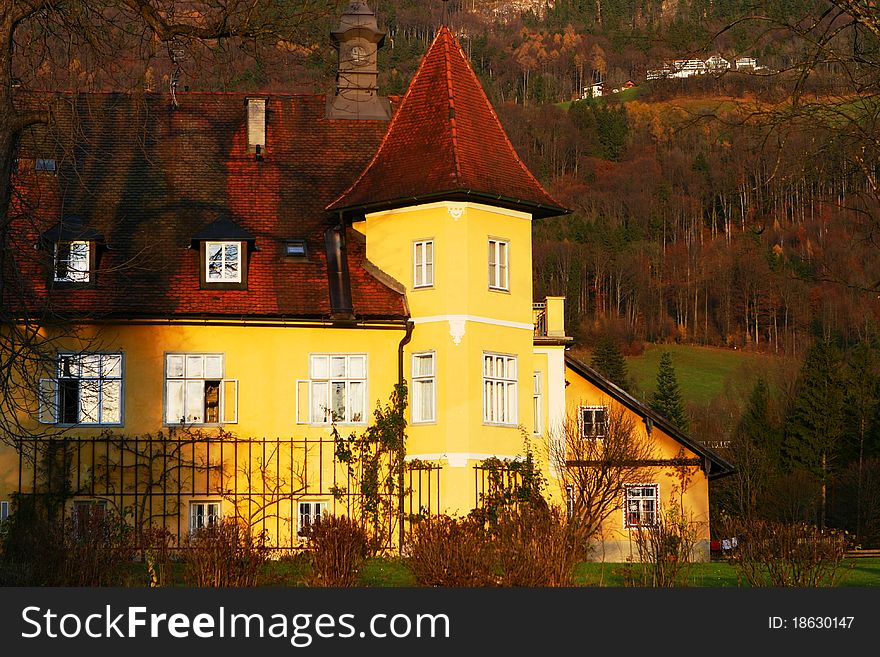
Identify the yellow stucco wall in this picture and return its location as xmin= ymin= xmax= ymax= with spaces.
xmin=563 ymin=364 xmax=712 ymax=561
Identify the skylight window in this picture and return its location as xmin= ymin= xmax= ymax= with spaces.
xmin=285 ymin=239 xmax=307 ymax=258
xmin=36 ymin=159 xmax=56 ymax=172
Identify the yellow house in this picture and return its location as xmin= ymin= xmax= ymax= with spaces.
xmin=1 ymin=2 xmax=731 ymax=558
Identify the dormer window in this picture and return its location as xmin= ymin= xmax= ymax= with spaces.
xmin=191 ymin=214 xmax=256 ymax=290
xmin=55 ymin=241 xmax=91 ymax=283
xmin=247 ymin=98 xmax=267 ymax=153
xmin=40 ymin=217 xmax=104 ymax=286
xmin=206 ymin=241 xmax=242 ymax=282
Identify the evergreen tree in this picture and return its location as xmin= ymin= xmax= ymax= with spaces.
xmin=731 ymin=378 xmax=781 ymax=519
xmin=783 ymin=339 xmax=846 ymax=528
xmin=649 ymin=352 xmax=689 ymax=431
xmin=590 ymin=335 xmax=630 ymax=391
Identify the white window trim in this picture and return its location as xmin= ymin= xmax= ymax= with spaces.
xmin=54 ymin=240 xmax=91 ymax=283
xmin=413 ymin=239 xmax=434 ymax=289
xmin=578 ymin=405 xmax=607 ymax=440
xmin=488 ymin=238 xmax=509 ymax=291
xmin=164 ymin=353 xmax=236 ymax=426
xmin=411 ymin=351 xmax=436 ymax=424
xmin=189 ymin=501 xmax=221 ymax=533
xmin=297 ymin=500 xmax=327 ymax=538
xmin=623 ymin=483 xmax=660 ymax=529
xmin=308 ymin=354 xmax=368 ymax=425
xmin=205 ymin=241 xmax=243 ymax=283
xmin=482 ymin=352 xmax=518 ymax=426
xmin=40 ymin=352 xmax=124 ymax=426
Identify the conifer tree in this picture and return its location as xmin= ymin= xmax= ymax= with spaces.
xmin=649 ymin=352 xmax=689 ymax=432
xmin=783 ymin=339 xmax=846 ymax=528
xmin=590 ymin=335 xmax=630 ymax=391
xmin=731 ymin=378 xmax=781 ymax=519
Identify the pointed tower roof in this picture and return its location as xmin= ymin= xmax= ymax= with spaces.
xmin=327 ymin=26 xmax=568 ymax=219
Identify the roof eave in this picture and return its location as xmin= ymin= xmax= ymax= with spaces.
xmin=564 ymin=354 xmax=736 ymax=479
xmin=329 ymin=188 xmax=571 ymax=222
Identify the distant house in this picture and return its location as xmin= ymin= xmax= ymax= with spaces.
xmin=734 ymin=57 xmax=757 ymax=70
xmin=581 ymin=82 xmax=603 ymax=98
xmin=647 ymin=54 xmax=759 ymax=82
xmin=705 ymin=55 xmax=730 ymax=72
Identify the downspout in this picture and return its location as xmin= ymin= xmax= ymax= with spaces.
xmin=397 ymin=319 xmax=415 ymax=554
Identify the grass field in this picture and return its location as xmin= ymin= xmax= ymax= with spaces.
xmin=622 ymin=344 xmax=783 ymax=407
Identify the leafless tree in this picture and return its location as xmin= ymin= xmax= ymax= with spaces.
xmin=550 ymin=403 xmax=657 ymax=544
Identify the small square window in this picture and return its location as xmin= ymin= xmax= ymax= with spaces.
xmin=624 ymin=484 xmax=659 ymax=528
xmin=190 ymin=501 xmax=221 ymax=533
xmin=54 ymin=241 xmax=91 ymax=283
xmin=284 ymin=240 xmax=308 ymax=258
xmin=206 ymin=241 xmax=242 ymax=283
xmin=36 ymin=158 xmax=56 ymax=172
xmin=579 ymin=406 xmax=607 ymax=439
xmin=298 ymin=501 xmax=327 ymax=537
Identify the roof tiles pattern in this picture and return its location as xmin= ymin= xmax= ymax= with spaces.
xmin=328 ymin=26 xmax=566 ymax=217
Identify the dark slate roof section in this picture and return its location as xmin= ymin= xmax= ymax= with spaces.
xmin=8 ymin=92 xmax=408 ymax=321
xmin=565 ymin=354 xmax=735 ymax=480
xmin=327 ymin=26 xmax=569 ymax=219
xmin=191 ymin=214 xmax=257 ymax=245
xmin=40 ymin=216 xmax=105 ymax=245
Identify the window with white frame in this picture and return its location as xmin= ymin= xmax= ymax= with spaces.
xmin=579 ymin=405 xmax=607 ymax=439
xmin=413 ymin=240 xmax=434 ymax=288
xmin=309 ymin=354 xmax=366 ymax=424
xmin=165 ymin=354 xmax=237 ymax=425
xmin=0 ymin=501 xmax=9 ymax=522
xmin=483 ymin=353 xmax=517 ymax=425
xmin=488 ymin=238 xmax=509 ymax=290
xmin=190 ymin=501 xmax=221 ymax=533
xmin=54 ymin=240 xmax=90 ymax=283
xmin=39 ymin=353 xmax=122 ymax=425
xmin=624 ymin=484 xmax=659 ymax=528
xmin=205 ymin=241 xmax=242 ymax=283
xmin=412 ymin=352 xmax=435 ymax=423
xmin=533 ymin=371 xmax=542 ymax=435
xmin=298 ymin=501 xmax=327 ymax=536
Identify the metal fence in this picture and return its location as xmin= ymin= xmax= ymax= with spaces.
xmin=14 ymin=433 xmax=442 ymax=552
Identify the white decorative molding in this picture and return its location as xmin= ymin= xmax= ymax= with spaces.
xmin=405 ymin=452 xmax=521 ymax=468
xmin=413 ymin=314 xmax=534 ymax=332
xmin=365 ymin=201 xmax=531 ymax=220
xmin=448 ymin=205 xmax=465 ymax=220
xmin=448 ymin=318 xmax=466 ymax=345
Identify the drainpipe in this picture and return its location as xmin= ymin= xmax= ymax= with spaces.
xmin=397 ymin=319 xmax=415 ymax=554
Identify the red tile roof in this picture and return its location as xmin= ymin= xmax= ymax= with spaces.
xmin=327 ymin=26 xmax=567 ymax=219
xmin=8 ymin=92 xmax=408 ymax=321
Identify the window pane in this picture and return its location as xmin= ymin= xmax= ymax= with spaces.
xmin=224 ymin=243 xmax=239 ymax=279
xmin=185 ymin=355 xmax=204 ymax=378
xmin=166 ymin=380 xmax=185 ymax=423
xmin=59 ymin=355 xmax=79 ymax=378
xmin=311 ymin=355 xmax=329 ymax=379
xmin=204 ymin=355 xmax=223 ymax=379
xmin=330 ymin=356 xmax=346 ymax=378
xmin=79 ymin=379 xmax=100 ymax=423
xmin=416 ymin=380 xmax=434 ymax=422
xmin=311 ymin=381 xmax=328 ymax=423
xmin=101 ymin=380 xmax=121 ymax=424
xmin=166 ymin=354 xmax=185 ymax=378
xmin=80 ymin=354 xmax=101 ymax=378
xmin=103 ymin=355 xmax=122 ymax=379
xmin=185 ymin=380 xmax=205 ymax=423
xmin=349 ymin=381 xmax=364 ymax=423
xmin=207 ymin=243 xmax=223 ymax=280
xmin=331 ymin=381 xmax=346 ymax=421
xmin=348 ymin=355 xmax=366 ymax=379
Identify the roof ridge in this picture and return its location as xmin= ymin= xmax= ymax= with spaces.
xmin=443 ymin=28 xmax=463 ymax=185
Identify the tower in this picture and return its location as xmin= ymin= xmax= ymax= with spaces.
xmin=327 ymin=0 xmax=392 ymax=120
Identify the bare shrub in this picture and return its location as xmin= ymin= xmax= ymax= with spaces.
xmin=1 ymin=502 xmax=137 ymax=586
xmin=182 ymin=519 xmax=269 ymax=587
xmin=718 ymin=518 xmax=849 ymax=587
xmin=626 ymin=506 xmax=699 ymax=587
xmin=305 ymin=515 xmax=369 ymax=587
xmin=495 ymin=505 xmax=591 ymax=587
xmin=406 ymin=515 xmax=497 ymax=587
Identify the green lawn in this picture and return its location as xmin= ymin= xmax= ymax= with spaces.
xmin=622 ymin=344 xmax=782 ymax=407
